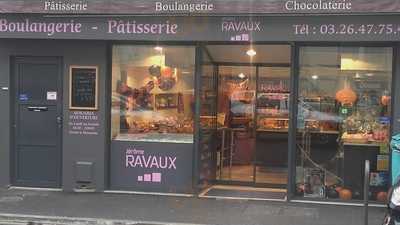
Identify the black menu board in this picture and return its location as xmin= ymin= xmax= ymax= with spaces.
xmin=69 ymin=66 xmax=98 ymax=110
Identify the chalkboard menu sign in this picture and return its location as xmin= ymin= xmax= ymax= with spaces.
xmin=69 ymin=66 xmax=98 ymax=110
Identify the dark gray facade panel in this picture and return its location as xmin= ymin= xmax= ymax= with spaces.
xmin=0 ymin=46 xmax=10 ymax=187
xmin=0 ymin=39 xmax=107 ymax=191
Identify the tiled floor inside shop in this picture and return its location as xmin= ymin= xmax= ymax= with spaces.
xmin=219 ymin=165 xmax=288 ymax=185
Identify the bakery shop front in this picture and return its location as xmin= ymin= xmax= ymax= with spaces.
xmin=0 ymin=0 xmax=400 ymax=205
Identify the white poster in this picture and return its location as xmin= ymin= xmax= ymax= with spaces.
xmin=47 ymin=91 xmax=57 ymax=100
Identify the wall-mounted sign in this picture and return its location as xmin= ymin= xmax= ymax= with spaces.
xmin=110 ymin=141 xmax=193 ymax=193
xmin=47 ymin=91 xmax=57 ymax=100
xmin=3 ymin=15 xmax=400 ymax=42
xmin=69 ymin=66 xmax=98 ymax=110
xmin=0 ymin=0 xmax=399 ymax=14
xmin=68 ymin=111 xmax=100 ymax=135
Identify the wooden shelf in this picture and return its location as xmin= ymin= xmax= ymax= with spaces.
xmin=297 ymin=130 xmax=340 ymax=134
xmin=257 ymin=117 xmax=289 ymax=120
xmin=257 ymin=129 xmax=289 ymax=133
xmin=343 ymin=142 xmax=383 ymax=147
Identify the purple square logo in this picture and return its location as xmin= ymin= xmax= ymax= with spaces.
xmin=144 ymin=174 xmax=151 ymax=182
xmin=152 ymin=173 xmax=162 ymax=182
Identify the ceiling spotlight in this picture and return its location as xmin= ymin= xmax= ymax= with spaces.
xmin=154 ymin=46 xmax=163 ymax=51
xmin=246 ymin=49 xmax=256 ymax=57
xmin=311 ymin=75 xmax=318 ymax=80
xmin=238 ymin=73 xmax=246 ymax=79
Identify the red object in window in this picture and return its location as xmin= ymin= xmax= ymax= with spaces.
xmin=161 ymin=66 xmax=173 ymax=78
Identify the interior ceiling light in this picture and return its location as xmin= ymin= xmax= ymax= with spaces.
xmin=154 ymin=46 xmax=163 ymax=51
xmin=311 ymin=75 xmax=318 ymax=80
xmin=246 ymin=49 xmax=256 ymax=57
xmin=238 ymin=73 xmax=246 ymax=79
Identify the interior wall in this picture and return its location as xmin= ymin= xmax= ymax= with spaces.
xmin=0 ymin=39 xmax=108 ymax=191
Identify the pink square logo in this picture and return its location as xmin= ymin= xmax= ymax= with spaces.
xmin=242 ymin=34 xmax=249 ymax=41
xmin=137 ymin=176 xmax=143 ymax=182
xmin=144 ymin=174 xmax=151 ymax=182
xmin=152 ymin=173 xmax=162 ymax=182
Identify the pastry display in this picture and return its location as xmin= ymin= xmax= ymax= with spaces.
xmin=258 ymin=118 xmax=289 ymax=130
xmin=342 ymin=111 xmax=389 ymax=143
xmin=341 ymin=132 xmax=369 ymax=144
xmin=127 ymin=116 xmax=194 ymax=134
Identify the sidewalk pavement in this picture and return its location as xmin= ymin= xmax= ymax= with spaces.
xmin=0 ymin=187 xmax=386 ymax=225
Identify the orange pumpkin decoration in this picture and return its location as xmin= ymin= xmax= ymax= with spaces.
xmin=335 ymin=186 xmax=343 ymax=193
xmin=381 ymin=95 xmax=391 ymax=106
xmin=336 ymin=87 xmax=357 ymax=105
xmin=161 ymin=66 xmax=173 ymax=78
xmin=339 ymin=188 xmax=353 ymax=200
xmin=377 ymin=191 xmax=388 ymax=202
xmin=336 ymin=80 xmax=357 ymax=105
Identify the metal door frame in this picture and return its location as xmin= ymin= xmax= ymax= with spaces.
xmin=10 ymin=56 xmax=63 ymax=188
xmin=200 ymin=43 xmax=292 ymax=189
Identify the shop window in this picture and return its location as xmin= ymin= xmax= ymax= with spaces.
xmin=296 ymin=47 xmax=392 ymax=202
xmin=111 ymin=45 xmax=195 ymax=143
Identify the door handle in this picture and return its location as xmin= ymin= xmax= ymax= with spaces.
xmin=56 ymin=116 xmax=63 ymax=124
xmin=28 ymin=106 xmax=48 ymax=112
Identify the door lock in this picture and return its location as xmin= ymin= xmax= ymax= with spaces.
xmin=56 ymin=116 xmax=63 ymax=124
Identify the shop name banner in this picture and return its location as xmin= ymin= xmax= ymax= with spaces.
xmin=126 ymin=148 xmax=176 ymax=183
xmin=110 ymin=141 xmax=193 ymax=192
xmin=4 ymin=15 xmax=400 ymax=42
xmin=0 ymin=0 xmax=400 ymax=14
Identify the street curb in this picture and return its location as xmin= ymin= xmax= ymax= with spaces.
xmin=0 ymin=213 xmax=209 ymax=225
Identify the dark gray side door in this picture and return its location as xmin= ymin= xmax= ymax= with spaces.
xmin=12 ymin=56 xmax=62 ymax=188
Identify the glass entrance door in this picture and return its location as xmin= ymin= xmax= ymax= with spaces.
xmin=218 ymin=65 xmax=256 ymax=182
xmin=200 ymin=44 xmax=291 ymax=187
xmin=255 ymin=66 xmax=291 ymax=187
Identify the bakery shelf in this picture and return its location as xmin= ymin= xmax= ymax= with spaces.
xmin=257 ymin=129 xmax=289 ymax=133
xmin=297 ymin=130 xmax=340 ymax=134
xmin=342 ymin=142 xmax=382 ymax=147
xmin=257 ymin=117 xmax=289 ymax=120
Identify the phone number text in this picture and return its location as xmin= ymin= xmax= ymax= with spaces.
xmin=293 ymin=24 xmax=400 ymax=36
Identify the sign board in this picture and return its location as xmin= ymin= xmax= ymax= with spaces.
xmin=2 ymin=15 xmax=400 ymax=42
xmin=110 ymin=141 xmax=194 ymax=193
xmin=69 ymin=66 xmax=98 ymax=110
xmin=0 ymin=0 xmax=400 ymax=15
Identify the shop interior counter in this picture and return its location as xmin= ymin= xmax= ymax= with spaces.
xmin=255 ymin=130 xmax=288 ymax=167
xmin=343 ymin=142 xmax=380 ymax=199
xmin=114 ymin=133 xmax=194 ymax=144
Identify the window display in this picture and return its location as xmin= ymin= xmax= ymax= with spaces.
xmin=296 ymin=47 xmax=392 ymax=202
xmin=111 ymin=45 xmax=195 ymax=143
xmin=256 ymin=67 xmax=291 ymax=132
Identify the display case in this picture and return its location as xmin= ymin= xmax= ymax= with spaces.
xmin=298 ymin=96 xmax=339 ymax=133
xmin=230 ymin=90 xmax=255 ymax=129
xmin=257 ymin=78 xmax=290 ymax=132
xmin=255 ymin=76 xmax=290 ymax=167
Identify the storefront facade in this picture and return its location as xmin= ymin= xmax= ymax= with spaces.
xmin=0 ymin=0 xmax=400 ymax=203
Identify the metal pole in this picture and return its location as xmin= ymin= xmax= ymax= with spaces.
xmin=364 ymin=160 xmax=370 ymax=225
xmin=229 ymin=129 xmax=234 ymax=179
xmin=220 ymin=128 xmax=225 ymax=179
